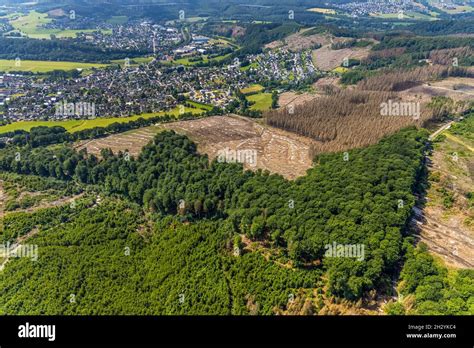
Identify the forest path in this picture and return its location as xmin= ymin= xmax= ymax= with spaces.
xmin=414 ymin=118 xmax=474 ymax=268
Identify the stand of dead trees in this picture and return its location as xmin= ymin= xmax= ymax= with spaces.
xmin=357 ymin=66 xmax=472 ymax=91
xmin=265 ymin=90 xmax=429 ymax=156
xmin=265 ymin=65 xmax=473 ymax=157
xmin=429 ymin=47 xmax=473 ymax=66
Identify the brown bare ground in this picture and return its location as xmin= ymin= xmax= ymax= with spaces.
xmin=414 ymin=206 xmax=474 ymax=269
xmin=265 ymin=30 xmax=337 ymax=51
xmin=75 ymin=126 xmax=159 ymax=158
xmin=278 ymin=77 xmax=343 ymax=109
xmin=312 ymin=45 xmax=371 ymax=71
xmin=278 ymin=91 xmax=320 ymax=109
xmin=48 ymin=9 xmax=66 ymax=17
xmin=163 ymin=115 xmax=315 ymax=179
xmin=313 ymin=76 xmax=341 ymax=91
xmin=414 ymin=126 xmax=474 ymax=269
xmin=400 ymin=77 xmax=474 ymax=103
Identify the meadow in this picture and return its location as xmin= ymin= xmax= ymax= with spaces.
xmin=9 ymin=10 xmax=110 ymax=39
xmin=0 ymin=107 xmax=204 ymax=134
xmin=240 ymin=84 xmax=264 ymax=95
xmin=163 ymin=53 xmax=233 ymax=66
xmin=248 ymin=92 xmax=273 ymax=111
xmin=307 ymin=8 xmax=336 ymax=15
xmin=0 ymin=59 xmax=108 ymax=73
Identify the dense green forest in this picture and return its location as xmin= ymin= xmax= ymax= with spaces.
xmin=0 ymin=124 xmax=472 ymax=314
xmin=1 ymin=198 xmax=319 ymax=315
xmin=0 ymin=38 xmax=146 ymax=63
xmin=385 ymin=242 xmax=474 ymax=315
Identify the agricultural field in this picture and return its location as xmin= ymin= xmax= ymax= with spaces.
xmin=248 ymin=92 xmax=272 ymax=111
xmin=0 ymin=106 xmax=203 ymax=134
xmin=209 ymin=37 xmax=240 ymax=49
xmin=443 ymin=5 xmax=474 ymax=14
xmin=307 ymin=8 xmax=336 ymax=15
xmin=163 ymin=115 xmax=315 ymax=179
xmin=106 ymin=15 xmax=128 ymax=25
xmin=0 ymin=59 xmax=108 ymax=73
xmin=240 ymin=62 xmax=258 ymax=72
xmin=110 ymin=57 xmax=155 ymax=67
xmin=165 ymin=16 xmax=208 ymax=25
xmin=416 ymin=115 xmax=474 ymax=268
xmin=186 ymin=100 xmax=213 ymax=111
xmin=332 ymin=66 xmax=349 ymax=74
xmin=9 ymin=10 xmax=109 ymax=39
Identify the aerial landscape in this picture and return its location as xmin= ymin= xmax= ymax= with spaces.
xmin=0 ymin=0 xmax=472 ymax=340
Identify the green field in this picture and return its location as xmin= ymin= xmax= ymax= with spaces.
xmin=240 ymin=62 xmax=258 ymax=72
xmin=111 ymin=57 xmax=155 ymax=67
xmin=9 ymin=10 xmax=110 ymax=39
xmin=165 ymin=16 xmax=208 ymax=25
xmin=240 ymin=84 xmax=264 ymax=95
xmin=0 ymin=60 xmax=108 ymax=73
xmin=186 ymin=100 xmax=213 ymax=111
xmin=106 ymin=16 xmax=128 ymax=25
xmin=0 ymin=106 xmax=204 ymax=134
xmin=248 ymin=92 xmax=272 ymax=111
xmin=164 ymin=53 xmax=232 ymax=66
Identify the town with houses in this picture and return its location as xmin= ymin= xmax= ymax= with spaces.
xmin=74 ymin=21 xmax=183 ymax=56
xmin=334 ymin=0 xmax=432 ymax=17
xmin=0 ymin=20 xmax=319 ymax=121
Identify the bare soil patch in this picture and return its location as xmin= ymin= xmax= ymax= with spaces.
xmin=265 ymin=30 xmax=336 ymax=51
xmin=278 ymin=91 xmax=320 ymax=109
xmin=312 ymin=45 xmax=371 ymax=71
xmin=278 ymin=77 xmax=341 ymax=109
xmin=313 ymin=76 xmax=341 ymax=91
xmin=75 ymin=126 xmax=160 ymax=158
xmin=163 ymin=115 xmax=315 ymax=179
xmin=414 ymin=206 xmax=474 ymax=269
xmin=414 ymin=124 xmax=474 ymax=269
xmin=401 ymin=77 xmax=474 ymax=103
